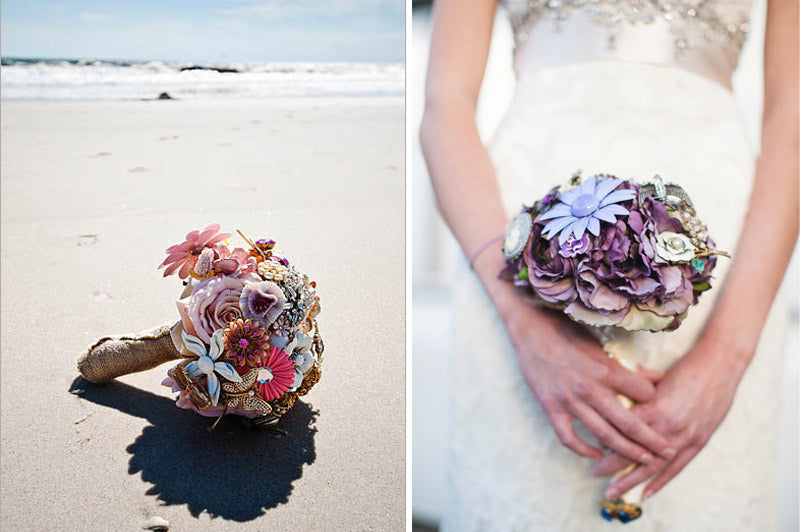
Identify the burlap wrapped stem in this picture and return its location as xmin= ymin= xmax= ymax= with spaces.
xmin=77 ymin=323 xmax=182 ymax=384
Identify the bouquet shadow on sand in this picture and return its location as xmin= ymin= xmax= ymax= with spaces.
xmin=69 ymin=376 xmax=318 ymax=521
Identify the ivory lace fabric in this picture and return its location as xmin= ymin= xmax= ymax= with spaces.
xmin=441 ymin=4 xmax=785 ymax=530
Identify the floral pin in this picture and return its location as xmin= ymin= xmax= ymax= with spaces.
xmin=182 ymin=329 xmax=243 ymax=406
xmin=540 ymin=175 xmax=636 ymax=245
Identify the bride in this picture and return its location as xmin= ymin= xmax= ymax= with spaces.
xmin=420 ymin=0 xmax=797 ymax=529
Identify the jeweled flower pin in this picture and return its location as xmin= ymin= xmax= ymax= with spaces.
xmin=77 ymin=225 xmax=325 ymax=428
xmin=539 ymin=175 xmax=636 ymax=244
xmin=181 ymin=329 xmax=242 ymax=406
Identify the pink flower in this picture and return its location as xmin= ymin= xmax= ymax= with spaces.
xmin=254 ymin=346 xmax=295 ymax=401
xmin=159 ymin=224 xmax=232 ymax=279
xmin=213 ymin=244 xmax=256 ymax=276
xmin=177 ymin=273 xmax=259 ymax=343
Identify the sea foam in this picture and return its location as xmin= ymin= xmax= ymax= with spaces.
xmin=0 ymin=58 xmax=404 ymax=100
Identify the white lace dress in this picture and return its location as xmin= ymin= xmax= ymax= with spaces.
xmin=442 ymin=1 xmax=788 ymax=530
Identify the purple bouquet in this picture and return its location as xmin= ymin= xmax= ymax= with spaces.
xmin=501 ymin=173 xmax=728 ymax=333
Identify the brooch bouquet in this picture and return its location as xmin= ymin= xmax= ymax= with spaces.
xmin=501 ymin=173 xmax=728 ymax=522
xmin=78 ymin=224 xmax=324 ymax=428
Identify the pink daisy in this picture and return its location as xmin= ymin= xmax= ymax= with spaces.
xmin=159 ymin=224 xmax=232 ymax=279
xmin=254 ymin=346 xmax=295 ymax=401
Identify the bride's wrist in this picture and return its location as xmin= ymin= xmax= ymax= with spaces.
xmin=690 ymin=326 xmax=757 ymax=381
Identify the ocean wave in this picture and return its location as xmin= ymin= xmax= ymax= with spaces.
xmin=0 ymin=58 xmax=405 ymax=100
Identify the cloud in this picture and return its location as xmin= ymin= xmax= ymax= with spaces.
xmin=79 ymin=11 xmax=116 ymax=22
xmin=217 ymin=0 xmax=402 ymax=18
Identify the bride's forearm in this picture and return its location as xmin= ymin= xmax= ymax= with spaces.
xmin=420 ymin=98 xmax=514 ymax=309
xmin=699 ymin=97 xmax=799 ymax=377
xmin=420 ymin=0 xmax=505 ymax=290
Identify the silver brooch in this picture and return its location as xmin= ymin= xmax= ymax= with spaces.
xmin=503 ymin=212 xmax=533 ymax=260
xmin=638 ymin=174 xmax=695 ymax=209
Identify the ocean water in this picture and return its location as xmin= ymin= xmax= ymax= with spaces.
xmin=0 ymin=57 xmax=404 ymax=100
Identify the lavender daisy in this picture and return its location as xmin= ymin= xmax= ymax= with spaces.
xmin=539 ymin=175 xmax=636 ymax=245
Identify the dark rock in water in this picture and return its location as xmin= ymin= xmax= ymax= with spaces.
xmin=179 ymin=65 xmax=239 ymax=74
xmin=157 ymin=92 xmax=175 ymax=100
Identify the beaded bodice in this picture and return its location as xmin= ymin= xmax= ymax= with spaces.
xmin=502 ymin=0 xmax=753 ymax=87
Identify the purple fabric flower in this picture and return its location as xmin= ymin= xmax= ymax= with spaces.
xmin=559 ymin=233 xmax=590 ymax=258
xmin=240 ymin=280 xmax=287 ymax=326
xmin=523 ymin=224 xmax=577 ymax=304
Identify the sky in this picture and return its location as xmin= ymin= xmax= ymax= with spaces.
xmin=1 ymin=0 xmax=405 ymax=63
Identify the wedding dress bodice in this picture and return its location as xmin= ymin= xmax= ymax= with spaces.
xmin=502 ymin=0 xmax=753 ymax=88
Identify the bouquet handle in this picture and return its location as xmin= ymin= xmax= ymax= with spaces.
xmin=77 ymin=322 xmax=182 ymax=384
xmin=597 ymin=328 xmax=645 ymax=523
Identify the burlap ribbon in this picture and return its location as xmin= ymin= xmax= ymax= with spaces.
xmin=77 ymin=323 xmax=182 ymax=383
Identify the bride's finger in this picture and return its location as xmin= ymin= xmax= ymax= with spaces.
xmin=593 ymin=391 xmax=675 ymax=459
xmin=642 ymin=447 xmax=700 ymax=499
xmin=567 ymin=402 xmax=655 ymax=464
xmin=636 ymin=364 xmax=666 ymax=384
xmin=590 ymin=452 xmax=631 ymax=477
xmin=604 ymin=460 xmax=663 ymax=499
xmin=602 ymin=361 xmax=657 ymax=404
xmin=549 ymin=411 xmax=604 ymax=459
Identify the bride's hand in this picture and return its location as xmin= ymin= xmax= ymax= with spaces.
xmin=506 ymin=303 xmax=677 ymax=464
xmin=590 ymin=336 xmax=742 ymax=499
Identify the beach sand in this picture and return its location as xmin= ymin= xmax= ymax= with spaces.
xmin=1 ymin=98 xmax=405 ymax=530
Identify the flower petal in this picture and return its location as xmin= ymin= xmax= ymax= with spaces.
xmin=587 ymin=217 xmax=601 ymax=236
xmin=271 ymin=335 xmax=290 ymax=349
xmin=291 ymin=368 xmax=304 ymax=390
xmin=178 ymin=260 xmax=194 ymax=280
xmin=618 ymin=306 xmax=675 ymax=332
xmin=579 ymin=175 xmax=596 ymax=196
xmin=542 ymin=216 xmax=575 ymax=240
xmin=557 ymin=188 xmax=581 ymax=205
xmin=214 ymin=361 xmax=243 ymax=382
xmin=595 ymin=204 xmax=629 ymax=221
xmin=184 ymin=361 xmax=201 ymax=378
xmin=593 ymin=207 xmax=618 ymax=223
xmin=296 ymin=334 xmax=313 ymax=351
xmin=593 ymin=177 xmax=622 ymax=200
xmin=208 ymin=373 xmax=220 ymax=406
xmin=572 ymin=216 xmax=590 ymax=239
xmin=539 ymin=203 xmax=572 ymax=221
xmin=209 ymin=329 xmax=225 ymax=360
xmin=160 ymin=253 xmax=188 ymax=267
xmin=599 ymin=189 xmax=636 ymax=207
xmin=182 ymin=330 xmax=207 ymax=357
xmin=197 ymin=224 xmax=221 ymax=246
xmin=162 ymin=261 xmax=183 ymax=277
xmin=558 ymin=220 xmax=580 ymax=245
xmin=564 ymin=300 xmax=627 ymax=327
xmin=283 ymin=336 xmax=299 ymax=356
xmin=166 ymin=242 xmax=191 ymax=254
xmin=207 ymin=232 xmax=233 ymax=247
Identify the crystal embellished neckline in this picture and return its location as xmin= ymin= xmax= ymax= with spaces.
xmin=506 ymin=0 xmax=751 ymax=58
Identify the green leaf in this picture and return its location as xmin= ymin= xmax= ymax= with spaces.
xmin=518 ymin=266 xmax=529 ymax=282
xmin=693 ymin=281 xmax=711 ymax=292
